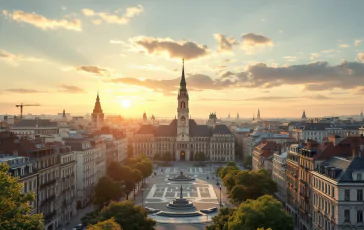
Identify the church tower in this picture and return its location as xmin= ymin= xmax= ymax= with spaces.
xmin=91 ymin=92 xmax=104 ymax=129
xmin=177 ymin=59 xmax=189 ymax=140
xmin=302 ymin=110 xmax=307 ymax=121
xmin=257 ymin=109 xmax=261 ymax=120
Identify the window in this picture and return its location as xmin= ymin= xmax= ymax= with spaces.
xmin=345 ymin=189 xmax=350 ymax=201
xmin=358 ymin=190 xmax=363 ymax=201
xmin=345 ymin=210 xmax=350 ymax=222
xmin=358 ymin=210 xmax=363 ymax=223
xmin=358 ymin=173 xmax=362 ymax=181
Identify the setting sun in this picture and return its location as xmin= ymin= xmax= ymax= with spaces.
xmin=121 ymin=99 xmax=131 ymax=108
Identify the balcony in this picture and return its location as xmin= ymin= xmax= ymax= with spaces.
xmin=40 ymin=179 xmax=57 ymax=189
xmin=41 ymin=195 xmax=55 ymax=206
xmin=44 ymin=210 xmax=57 ymax=224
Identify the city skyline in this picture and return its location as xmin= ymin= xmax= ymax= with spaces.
xmin=2 ymin=0 xmax=364 ymax=118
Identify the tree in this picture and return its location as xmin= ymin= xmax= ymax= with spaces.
xmin=229 ymin=185 xmax=247 ymax=204
xmin=206 ymin=207 xmax=236 ymax=230
xmin=195 ymin=152 xmax=207 ymax=162
xmin=85 ymin=201 xmax=156 ymax=230
xmin=131 ymin=169 xmax=142 ymax=199
xmin=243 ymin=156 xmax=252 ymax=168
xmin=226 ymin=161 xmax=237 ymax=168
xmin=0 ymin=163 xmax=44 ymax=230
xmin=228 ymin=195 xmax=293 ymax=230
xmin=107 ymin=161 xmax=123 ymax=181
xmin=222 ymin=170 xmax=239 ymax=192
xmin=218 ymin=166 xmax=239 ymax=179
xmin=93 ymin=176 xmax=123 ymax=207
xmin=230 ymin=169 xmax=277 ymax=202
xmin=87 ymin=218 xmax=122 ymax=230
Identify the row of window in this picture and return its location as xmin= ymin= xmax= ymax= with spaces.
xmin=344 ymin=189 xmax=363 ymax=201
xmin=313 ymin=177 xmax=335 ymax=198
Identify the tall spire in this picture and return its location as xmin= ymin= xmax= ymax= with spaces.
xmin=180 ymin=58 xmax=186 ymax=88
xmin=62 ymin=109 xmax=66 ymax=118
xmin=93 ymin=92 xmax=103 ymax=113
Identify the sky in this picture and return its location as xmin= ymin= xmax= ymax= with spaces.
xmin=1 ymin=0 xmax=364 ymax=119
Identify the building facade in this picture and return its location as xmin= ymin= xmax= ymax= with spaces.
xmin=10 ymin=119 xmax=59 ymax=141
xmin=252 ymin=141 xmax=278 ymax=172
xmin=133 ymin=61 xmax=235 ymax=161
xmin=64 ymin=137 xmax=105 ymax=208
xmin=272 ymin=147 xmax=288 ymax=203
xmin=0 ymin=155 xmax=39 ymax=214
xmin=312 ymin=155 xmax=364 ymax=230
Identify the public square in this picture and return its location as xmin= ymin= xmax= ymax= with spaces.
xmin=66 ymin=161 xmax=233 ymax=230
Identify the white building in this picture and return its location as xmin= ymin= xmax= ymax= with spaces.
xmin=64 ymin=137 xmax=106 ymax=208
xmin=312 ymin=155 xmax=364 ymax=230
xmin=10 ymin=119 xmax=59 ymax=141
xmin=272 ymin=147 xmax=288 ymax=203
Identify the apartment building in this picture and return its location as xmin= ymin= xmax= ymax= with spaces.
xmin=312 ymin=155 xmax=364 ymax=230
xmin=296 ymin=136 xmax=364 ymax=230
xmin=0 ymin=155 xmax=38 ymax=214
xmin=252 ymin=141 xmax=279 ymax=172
xmin=54 ymin=142 xmax=77 ymax=228
xmin=64 ymin=137 xmax=105 ymax=208
xmin=10 ymin=119 xmax=59 ymax=141
xmin=272 ymin=147 xmax=288 ymax=203
xmin=286 ymin=143 xmax=304 ymax=228
xmin=0 ymin=132 xmax=77 ymax=230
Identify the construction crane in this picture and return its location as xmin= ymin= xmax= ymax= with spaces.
xmin=15 ymin=103 xmax=40 ymax=119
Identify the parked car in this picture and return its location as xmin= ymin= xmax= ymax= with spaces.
xmin=73 ymin=224 xmax=84 ymax=230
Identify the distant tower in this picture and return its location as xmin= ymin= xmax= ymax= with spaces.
xmin=361 ymin=110 xmax=364 ymax=122
xmin=237 ymin=113 xmax=239 ymax=120
xmin=62 ymin=109 xmax=66 ymax=120
xmin=257 ymin=109 xmax=261 ymax=120
xmin=143 ymin=112 xmax=147 ymax=123
xmin=302 ymin=110 xmax=307 ymax=121
xmin=151 ymin=114 xmax=155 ymax=124
xmin=91 ymin=92 xmax=104 ymax=129
xmin=228 ymin=112 xmax=230 ymax=119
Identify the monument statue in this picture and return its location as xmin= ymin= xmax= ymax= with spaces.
xmin=180 ymin=185 xmax=183 ymax=198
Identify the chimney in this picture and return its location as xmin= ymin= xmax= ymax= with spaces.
xmin=328 ymin=135 xmax=344 ymax=146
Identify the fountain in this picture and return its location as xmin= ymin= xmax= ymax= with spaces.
xmin=168 ymin=170 xmax=195 ymax=181
xmin=166 ymin=185 xmax=195 ymax=209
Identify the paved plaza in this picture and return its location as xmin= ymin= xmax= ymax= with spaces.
xmin=134 ymin=162 xmax=232 ymax=226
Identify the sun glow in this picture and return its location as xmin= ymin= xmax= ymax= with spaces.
xmin=121 ymin=99 xmax=131 ymax=108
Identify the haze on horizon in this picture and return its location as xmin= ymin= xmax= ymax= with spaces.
xmin=1 ymin=0 xmax=364 ymax=119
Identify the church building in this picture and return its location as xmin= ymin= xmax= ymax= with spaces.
xmin=133 ymin=60 xmax=235 ymax=161
xmin=91 ymin=92 xmax=104 ymax=129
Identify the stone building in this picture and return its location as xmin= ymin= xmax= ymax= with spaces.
xmin=0 ymin=155 xmax=38 ymax=214
xmin=252 ymin=141 xmax=279 ymax=172
xmin=312 ymin=155 xmax=364 ymax=230
xmin=272 ymin=146 xmax=288 ymax=203
xmin=133 ymin=61 xmax=235 ymax=161
xmin=64 ymin=137 xmax=105 ymax=209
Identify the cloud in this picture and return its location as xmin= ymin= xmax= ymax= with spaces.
xmin=310 ymin=53 xmax=320 ymax=60
xmin=307 ymin=94 xmax=331 ymax=100
xmin=3 ymin=10 xmax=81 ymax=31
xmin=321 ymin=50 xmax=338 ymax=54
xmin=5 ymin=88 xmax=47 ymax=93
xmin=241 ymin=33 xmax=273 ymax=53
xmin=109 ymin=60 xmax=364 ymax=94
xmin=213 ymin=34 xmax=239 ymax=52
xmin=81 ymin=5 xmax=143 ymax=25
xmin=58 ymin=84 xmax=85 ymax=93
xmin=75 ymin=65 xmax=112 ymax=77
xmin=339 ymin=44 xmax=349 ymax=48
xmin=357 ymin=53 xmax=364 ymax=63
xmin=245 ymin=96 xmax=298 ymax=101
xmin=355 ymin=39 xmax=363 ymax=47
xmin=130 ymin=36 xmax=210 ymax=60
xmin=0 ymin=48 xmax=40 ymax=64
xmin=283 ymin=56 xmax=297 ymax=59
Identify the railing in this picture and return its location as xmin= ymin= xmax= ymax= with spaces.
xmin=40 ymin=179 xmax=57 ymax=189
xmin=44 ymin=210 xmax=57 ymax=224
xmin=41 ymin=195 xmax=55 ymax=206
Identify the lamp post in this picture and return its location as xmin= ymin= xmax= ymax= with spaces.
xmin=219 ymin=185 xmax=222 ymax=206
